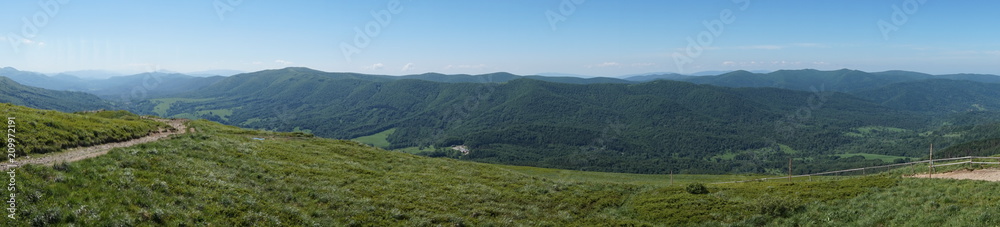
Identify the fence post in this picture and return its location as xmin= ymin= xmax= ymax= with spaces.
xmin=788 ymin=158 xmax=792 ymax=183
xmin=929 ymin=144 xmax=934 ymax=178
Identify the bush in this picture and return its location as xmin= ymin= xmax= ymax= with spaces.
xmin=749 ymin=195 xmax=801 ymax=218
xmin=686 ymin=183 xmax=709 ymax=194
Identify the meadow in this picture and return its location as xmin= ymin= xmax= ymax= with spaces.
xmin=4 ymin=107 xmax=1000 ymax=225
xmin=1 ymin=103 xmax=165 ymax=160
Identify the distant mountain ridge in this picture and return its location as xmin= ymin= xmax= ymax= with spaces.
xmin=130 ymin=67 xmax=994 ymax=174
xmin=0 ymin=67 xmax=226 ymax=100
xmin=0 ymin=76 xmax=109 ymax=112
xmin=632 ymin=68 xmax=1000 ymax=92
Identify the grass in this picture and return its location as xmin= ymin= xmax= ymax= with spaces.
xmin=773 ymin=178 xmax=1000 ymax=226
xmin=395 ymin=146 xmax=437 ymax=154
xmin=150 ymin=98 xmax=215 ymax=116
xmin=1 ymin=103 xmax=165 ymax=159
xmin=498 ymin=164 xmax=763 ymax=187
xmin=193 ymin=108 xmax=234 ymax=121
xmin=835 ymin=153 xmax=911 ymax=162
xmin=352 ymin=128 xmax=395 ymax=148
xmin=7 ymin=104 xmax=1000 ymax=225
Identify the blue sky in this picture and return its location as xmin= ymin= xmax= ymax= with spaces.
xmin=1 ymin=0 xmax=998 ymax=76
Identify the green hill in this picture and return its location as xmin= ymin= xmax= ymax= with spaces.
xmin=661 ymin=69 xmax=1000 ymax=94
xmin=5 ymin=107 xmax=1000 ymax=225
xmin=0 ymin=76 xmax=110 ymax=112
xmin=0 ymin=103 xmax=166 ymax=159
xmin=129 ymin=68 xmax=955 ymax=174
xmin=851 ymin=79 xmax=1000 ymax=113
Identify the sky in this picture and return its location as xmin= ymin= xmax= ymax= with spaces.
xmin=1 ymin=0 xmax=998 ymax=77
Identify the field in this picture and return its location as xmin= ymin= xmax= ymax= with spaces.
xmin=351 ymin=128 xmax=394 ymax=148
xmin=395 ymin=146 xmax=437 ymax=154
xmin=150 ymin=98 xmax=216 ymax=116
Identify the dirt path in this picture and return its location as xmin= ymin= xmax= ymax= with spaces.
xmin=908 ymin=168 xmax=1000 ymax=182
xmin=1 ymin=119 xmax=188 ymax=170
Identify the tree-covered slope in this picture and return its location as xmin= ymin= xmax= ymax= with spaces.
xmin=681 ymin=69 xmax=933 ymax=92
xmin=850 ymin=79 xmax=1000 ymax=113
xmin=667 ymin=69 xmax=1000 ymax=93
xmin=0 ymin=76 xmax=110 ymax=112
xmin=130 ymin=68 xmax=948 ymax=174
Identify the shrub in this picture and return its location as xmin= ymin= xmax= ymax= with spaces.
xmin=749 ymin=195 xmax=802 ymax=218
xmin=686 ymin=183 xmax=709 ymax=194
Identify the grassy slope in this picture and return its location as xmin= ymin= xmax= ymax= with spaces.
xmin=1 ymin=103 xmax=165 ymax=159
xmin=498 ymin=164 xmax=763 ymax=187
xmin=5 ymin=113 xmax=1000 ymax=225
xmin=149 ymin=98 xmax=215 ymax=116
xmin=352 ymin=128 xmax=395 ymax=148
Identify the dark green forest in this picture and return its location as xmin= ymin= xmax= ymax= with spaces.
xmin=111 ymin=68 xmax=1000 ymax=174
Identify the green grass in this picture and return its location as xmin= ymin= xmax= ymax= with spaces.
xmin=352 ymin=128 xmax=395 ymax=148
xmin=835 ymin=153 xmax=911 ymax=162
xmin=498 ymin=164 xmax=763 ymax=187
xmin=395 ymin=146 xmax=437 ymax=154
xmin=8 ymin=104 xmax=1000 ymax=225
xmin=772 ymin=178 xmax=1000 ymax=226
xmin=194 ymin=108 xmax=234 ymax=121
xmin=1 ymin=103 xmax=165 ymax=159
xmin=150 ymin=98 xmax=215 ymax=116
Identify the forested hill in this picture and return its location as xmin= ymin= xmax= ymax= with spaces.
xmin=125 ymin=67 xmax=1000 ymax=174
xmin=652 ymin=69 xmax=1000 ymax=93
xmin=850 ymin=79 xmax=1000 ymax=113
xmin=0 ymin=76 xmax=110 ymax=112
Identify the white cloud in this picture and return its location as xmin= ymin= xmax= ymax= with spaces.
xmin=401 ymin=63 xmax=415 ymax=72
xmin=631 ymin=63 xmax=656 ymax=67
xmin=275 ymin=60 xmax=293 ymax=65
xmin=588 ymin=62 xmax=621 ymax=68
xmin=364 ymin=63 xmax=385 ymax=70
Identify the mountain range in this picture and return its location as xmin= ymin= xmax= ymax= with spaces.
xmin=4 ymin=67 xmax=1000 ymax=174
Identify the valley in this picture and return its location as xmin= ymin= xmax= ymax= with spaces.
xmin=4 ymin=68 xmax=1000 ymax=225
xmin=4 ymin=1 xmax=1000 ymax=225
xmin=1 ymin=104 xmax=998 ymax=225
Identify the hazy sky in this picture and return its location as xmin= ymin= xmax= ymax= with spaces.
xmin=1 ymin=0 xmax=998 ymax=76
